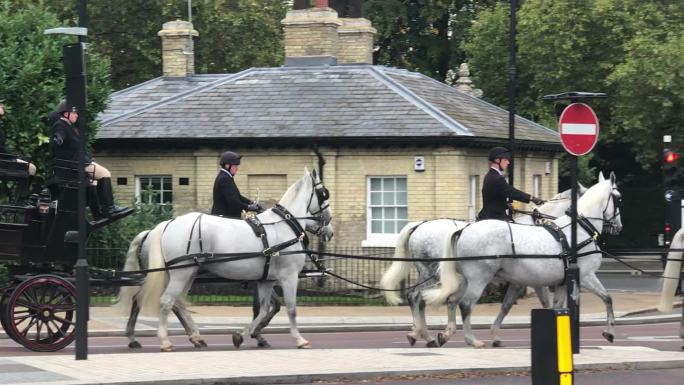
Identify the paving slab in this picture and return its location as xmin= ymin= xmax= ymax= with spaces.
xmin=1 ymin=346 xmax=683 ymax=385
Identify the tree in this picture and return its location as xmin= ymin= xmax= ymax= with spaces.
xmin=464 ymin=0 xmax=684 ymax=176
xmin=365 ymin=0 xmax=497 ymax=81
xmin=0 ymin=2 xmax=111 ymax=171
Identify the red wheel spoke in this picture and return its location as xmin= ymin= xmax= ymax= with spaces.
xmin=35 ymin=320 xmax=43 ymax=341
xmin=49 ymin=320 xmax=68 ymax=336
xmin=51 ymin=314 xmax=74 ymax=325
xmin=15 ymin=299 xmax=40 ymax=310
xmin=13 ymin=314 xmax=32 ymax=323
xmin=19 ymin=317 xmax=39 ymax=337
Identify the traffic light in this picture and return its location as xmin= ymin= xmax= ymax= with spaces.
xmin=662 ymin=148 xmax=680 ymax=189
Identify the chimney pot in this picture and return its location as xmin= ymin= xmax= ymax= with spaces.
xmin=158 ymin=20 xmax=199 ymax=78
xmin=316 ymin=0 xmax=330 ymax=8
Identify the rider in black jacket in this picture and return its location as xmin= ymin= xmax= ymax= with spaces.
xmin=50 ymin=100 xmax=129 ymax=219
xmin=478 ymin=147 xmax=544 ymax=221
xmin=211 ymin=151 xmax=262 ymax=218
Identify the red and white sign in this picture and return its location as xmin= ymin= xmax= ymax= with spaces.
xmin=558 ymin=103 xmax=599 ymax=156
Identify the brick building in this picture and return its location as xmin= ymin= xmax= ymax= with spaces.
xmin=95 ymin=2 xmax=561 ymax=250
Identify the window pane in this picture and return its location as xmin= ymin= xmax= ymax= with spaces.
xmin=383 ymin=191 xmax=394 ymax=205
xmin=371 ymin=207 xmax=383 ymax=219
xmin=163 ymin=177 xmax=172 ymax=190
xmin=370 ymin=178 xmax=381 ymax=191
xmin=163 ymin=192 xmax=172 ymax=204
xmin=396 ymin=191 xmax=407 ymax=205
xmin=371 ymin=220 xmax=382 ymax=233
xmin=383 ymin=178 xmax=395 ymax=191
xmin=397 ymin=207 xmax=407 ymax=219
xmin=396 ymin=178 xmax=407 ymax=191
xmin=384 ymin=207 xmax=395 ymax=220
xmin=384 ymin=221 xmax=396 ymax=234
xmin=141 ymin=190 xmax=150 ymax=204
xmin=371 ymin=192 xmax=382 ymax=205
xmin=151 ymin=177 xmax=161 ymax=190
xmin=397 ymin=220 xmax=408 ymax=231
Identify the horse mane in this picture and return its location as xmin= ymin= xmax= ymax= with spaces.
xmin=578 ymin=179 xmax=611 ymax=214
xmin=279 ymin=171 xmax=310 ymax=207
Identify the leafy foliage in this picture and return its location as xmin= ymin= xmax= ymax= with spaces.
xmin=365 ymin=0 xmax=497 ymax=81
xmin=88 ymin=202 xmax=174 ymax=263
xmin=465 ymin=0 xmax=684 ymax=179
xmin=0 ymin=1 xmax=111 ymax=172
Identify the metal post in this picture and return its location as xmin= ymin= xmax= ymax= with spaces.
xmin=74 ymin=0 xmax=89 ymax=360
xmin=567 ymin=154 xmax=580 ymax=354
xmin=508 ymin=0 xmax=517 ymax=187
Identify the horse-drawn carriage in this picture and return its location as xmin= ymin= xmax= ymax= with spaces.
xmin=0 ymin=154 xmax=132 ymax=351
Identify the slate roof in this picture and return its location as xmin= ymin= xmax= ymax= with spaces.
xmin=97 ymin=65 xmax=560 ymax=146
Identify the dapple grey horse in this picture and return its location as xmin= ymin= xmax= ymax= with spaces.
xmin=424 ymin=172 xmax=622 ymax=348
xmin=118 ymin=168 xmax=332 ymax=351
xmin=380 ymin=186 xmax=587 ymax=347
xmin=120 ymin=220 xmax=333 ymax=349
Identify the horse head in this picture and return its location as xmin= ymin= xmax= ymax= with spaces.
xmin=582 ymin=171 xmax=622 ymax=235
xmin=305 ymin=168 xmax=334 ymax=241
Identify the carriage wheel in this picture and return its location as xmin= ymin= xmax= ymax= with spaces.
xmin=0 ymin=290 xmax=19 ymax=343
xmin=5 ymin=275 xmax=77 ymax=352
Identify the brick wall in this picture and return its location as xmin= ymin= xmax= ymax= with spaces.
xmin=97 ymin=146 xmax=559 ymax=246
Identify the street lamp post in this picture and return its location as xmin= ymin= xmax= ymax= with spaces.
xmin=44 ymin=0 xmax=90 ymax=360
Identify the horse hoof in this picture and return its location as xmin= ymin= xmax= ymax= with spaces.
xmin=426 ymin=340 xmax=439 ymax=348
xmin=492 ymin=340 xmax=503 ymax=348
xmin=128 ymin=341 xmax=142 ymax=349
xmin=472 ymin=341 xmax=486 ymax=349
xmin=160 ymin=345 xmax=174 ymax=352
xmin=602 ymin=332 xmax=614 ymax=343
xmin=257 ymin=340 xmax=271 ymax=348
xmin=437 ymin=333 xmax=449 ymax=347
xmin=232 ymin=333 xmax=244 ymax=348
xmin=406 ymin=335 xmax=417 ymax=346
xmin=192 ymin=339 xmax=208 ymax=348
xmin=298 ymin=341 xmax=311 ymax=349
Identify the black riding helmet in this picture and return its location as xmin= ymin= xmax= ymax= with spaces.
xmin=219 ymin=151 xmax=241 ymax=167
xmin=488 ymin=146 xmax=511 ymax=162
xmin=56 ymin=100 xmax=77 ymax=114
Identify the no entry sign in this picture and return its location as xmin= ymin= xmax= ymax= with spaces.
xmin=559 ymin=103 xmax=599 ymax=156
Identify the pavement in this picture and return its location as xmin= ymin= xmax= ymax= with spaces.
xmin=0 ymin=291 xmax=682 ymax=385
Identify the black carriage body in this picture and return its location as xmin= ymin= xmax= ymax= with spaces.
xmin=0 ymin=159 xmax=81 ymax=271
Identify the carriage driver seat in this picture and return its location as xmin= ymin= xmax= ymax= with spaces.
xmin=0 ymin=153 xmax=30 ymax=204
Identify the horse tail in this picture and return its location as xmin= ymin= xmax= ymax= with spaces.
xmin=381 ymin=221 xmax=422 ymax=305
xmin=115 ymin=229 xmax=150 ymax=316
xmin=137 ymin=221 xmax=170 ymax=317
xmin=658 ymin=228 xmax=684 ymax=311
xmin=423 ymin=227 xmax=463 ymax=305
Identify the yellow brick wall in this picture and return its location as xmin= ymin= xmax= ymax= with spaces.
xmin=95 ymin=146 xmax=559 ymax=248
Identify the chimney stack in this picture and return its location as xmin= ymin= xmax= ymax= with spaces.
xmin=282 ymin=3 xmax=342 ymax=66
xmin=158 ymin=20 xmax=199 ymax=78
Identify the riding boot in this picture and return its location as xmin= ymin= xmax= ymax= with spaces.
xmin=96 ymin=177 xmax=129 ymax=217
xmin=17 ymin=176 xmax=33 ymax=205
xmin=87 ymin=185 xmax=104 ymax=220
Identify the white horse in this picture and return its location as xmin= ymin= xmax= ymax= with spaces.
xmin=118 ymin=168 xmax=332 ymax=351
xmin=424 ymin=172 xmax=622 ymax=348
xmin=119 ymin=220 xmax=333 ymax=349
xmin=380 ymin=186 xmax=587 ymax=347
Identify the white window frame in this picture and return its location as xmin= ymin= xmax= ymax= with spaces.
xmin=362 ymin=176 xmax=408 ymax=247
xmin=532 ymin=174 xmax=542 ymax=199
xmin=468 ymin=175 xmax=479 ymax=222
xmin=135 ymin=175 xmax=173 ymax=206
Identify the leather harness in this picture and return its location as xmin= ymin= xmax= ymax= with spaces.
xmin=165 ymin=206 xmax=310 ymax=282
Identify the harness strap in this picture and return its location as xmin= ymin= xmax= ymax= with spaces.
xmin=186 ymin=214 xmax=203 ymax=255
xmin=273 ymin=204 xmax=309 ymax=248
xmin=542 ymin=221 xmax=570 ymax=271
xmin=506 ymin=221 xmax=516 ymax=255
xmin=244 ymin=215 xmax=273 ymax=281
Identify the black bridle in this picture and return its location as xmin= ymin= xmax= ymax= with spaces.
xmin=302 ymin=175 xmax=331 ymax=236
